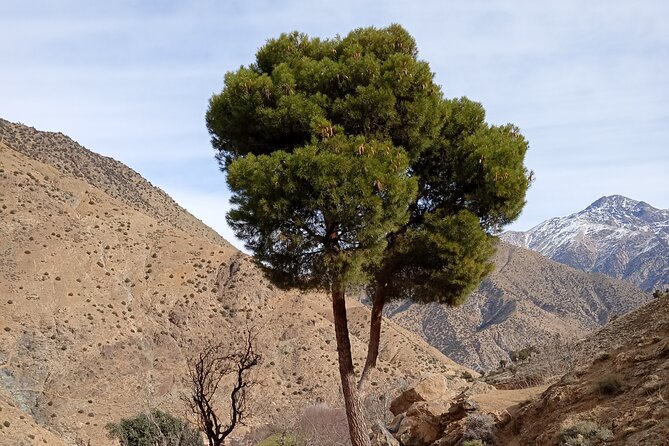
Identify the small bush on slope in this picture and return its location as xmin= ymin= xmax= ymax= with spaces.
xmin=105 ymin=409 xmax=203 ymax=446
xmin=558 ymin=421 xmax=612 ymax=445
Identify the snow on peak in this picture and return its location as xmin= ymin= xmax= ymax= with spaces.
xmin=500 ymin=195 xmax=669 ymax=290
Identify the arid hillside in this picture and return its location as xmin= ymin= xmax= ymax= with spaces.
xmin=386 ymin=242 xmax=651 ymax=370
xmin=0 ymin=118 xmax=227 ymax=246
xmin=497 ymin=295 xmax=669 ymax=445
xmin=0 ymin=121 xmax=476 ymax=446
xmin=374 ymin=293 xmax=669 ymax=446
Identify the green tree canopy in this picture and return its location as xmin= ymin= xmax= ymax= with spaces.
xmin=227 ymin=135 xmax=416 ymax=289
xmin=375 ymin=98 xmax=530 ymax=304
xmin=207 ymin=24 xmax=442 ymax=167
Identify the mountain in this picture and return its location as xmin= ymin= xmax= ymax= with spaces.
xmin=502 ymin=195 xmax=669 ymax=291
xmin=0 ymin=119 xmax=475 ymax=445
xmin=384 ymin=242 xmax=651 ymax=371
xmin=0 ymin=118 xmax=226 ymax=246
xmin=0 ymin=119 xmax=658 ymax=445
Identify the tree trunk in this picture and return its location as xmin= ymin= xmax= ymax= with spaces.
xmin=358 ymin=285 xmax=386 ymax=391
xmin=332 ymin=280 xmax=371 ymax=446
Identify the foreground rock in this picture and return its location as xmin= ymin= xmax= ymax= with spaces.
xmin=374 ymin=375 xmax=516 ymax=446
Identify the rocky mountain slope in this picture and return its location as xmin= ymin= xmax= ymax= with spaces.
xmin=385 ymin=242 xmax=651 ymax=371
xmin=496 ymin=295 xmax=669 ymax=446
xmin=0 ymin=118 xmax=227 ymax=246
xmin=368 ymin=286 xmax=669 ymax=446
xmin=502 ymin=195 xmax=669 ymax=291
xmin=0 ymin=120 xmax=475 ymax=446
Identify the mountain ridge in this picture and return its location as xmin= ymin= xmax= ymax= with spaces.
xmin=502 ymin=195 xmax=669 ymax=291
xmin=383 ymin=241 xmax=650 ymax=371
xmin=0 ymin=118 xmax=228 ymax=247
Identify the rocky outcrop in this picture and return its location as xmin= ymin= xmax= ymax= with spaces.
xmin=389 ymin=375 xmax=459 ymax=416
xmin=496 ymin=297 xmax=669 ymax=445
xmin=374 ymin=376 xmax=498 ymax=446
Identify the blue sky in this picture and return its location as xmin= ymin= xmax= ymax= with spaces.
xmin=2 ymin=0 xmax=667 ymax=248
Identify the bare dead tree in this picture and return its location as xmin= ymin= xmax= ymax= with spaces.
xmin=184 ymin=329 xmax=261 ymax=446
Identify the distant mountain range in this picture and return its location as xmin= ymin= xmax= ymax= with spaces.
xmin=384 ymin=242 xmax=650 ymax=370
xmin=502 ymin=195 xmax=669 ymax=291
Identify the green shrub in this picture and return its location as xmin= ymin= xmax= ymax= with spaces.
xmin=105 ymin=409 xmax=203 ymax=446
xmin=509 ymin=346 xmax=537 ymax=362
xmin=557 ymin=421 xmax=612 ymax=445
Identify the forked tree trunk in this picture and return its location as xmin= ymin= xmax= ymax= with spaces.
xmin=358 ymin=285 xmax=385 ymax=391
xmin=332 ymin=280 xmax=372 ymax=446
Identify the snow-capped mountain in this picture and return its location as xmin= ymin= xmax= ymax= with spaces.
xmin=502 ymin=195 xmax=669 ymax=291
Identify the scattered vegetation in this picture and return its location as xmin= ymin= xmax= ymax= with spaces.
xmin=652 ymin=288 xmax=669 ymax=299
xmin=461 ymin=413 xmax=497 ymax=445
xmin=509 ymin=345 xmax=537 ymax=363
xmin=255 ymin=432 xmax=298 ymax=446
xmin=184 ymin=328 xmax=261 ymax=446
xmin=293 ymin=404 xmax=350 ymax=446
xmin=232 ymin=404 xmax=350 ymax=446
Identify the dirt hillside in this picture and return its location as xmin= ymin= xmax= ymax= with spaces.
xmin=386 ymin=242 xmax=650 ymax=370
xmin=497 ymin=296 xmax=669 ymax=445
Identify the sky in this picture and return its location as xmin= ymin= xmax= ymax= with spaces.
xmin=1 ymin=0 xmax=667 ymax=248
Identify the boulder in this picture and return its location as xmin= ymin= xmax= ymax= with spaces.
xmin=370 ymin=420 xmax=401 ymax=446
xmin=396 ymin=402 xmax=443 ymax=446
xmin=390 ymin=374 xmax=457 ymax=416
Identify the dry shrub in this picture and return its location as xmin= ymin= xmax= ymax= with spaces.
xmin=461 ymin=413 xmax=496 ymax=445
xmin=595 ymin=373 xmax=623 ymax=396
xmin=294 ymin=404 xmax=350 ymax=446
xmin=558 ymin=421 xmax=612 ymax=445
xmin=494 ymin=335 xmax=586 ymax=389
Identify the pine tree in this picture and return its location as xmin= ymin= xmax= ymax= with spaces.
xmin=206 ymin=24 xmax=530 ymax=446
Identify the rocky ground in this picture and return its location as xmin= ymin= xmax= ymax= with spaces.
xmin=497 ymin=295 xmax=669 ymax=445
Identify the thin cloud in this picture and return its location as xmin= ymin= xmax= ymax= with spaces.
xmin=1 ymin=0 xmax=667 ymax=250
